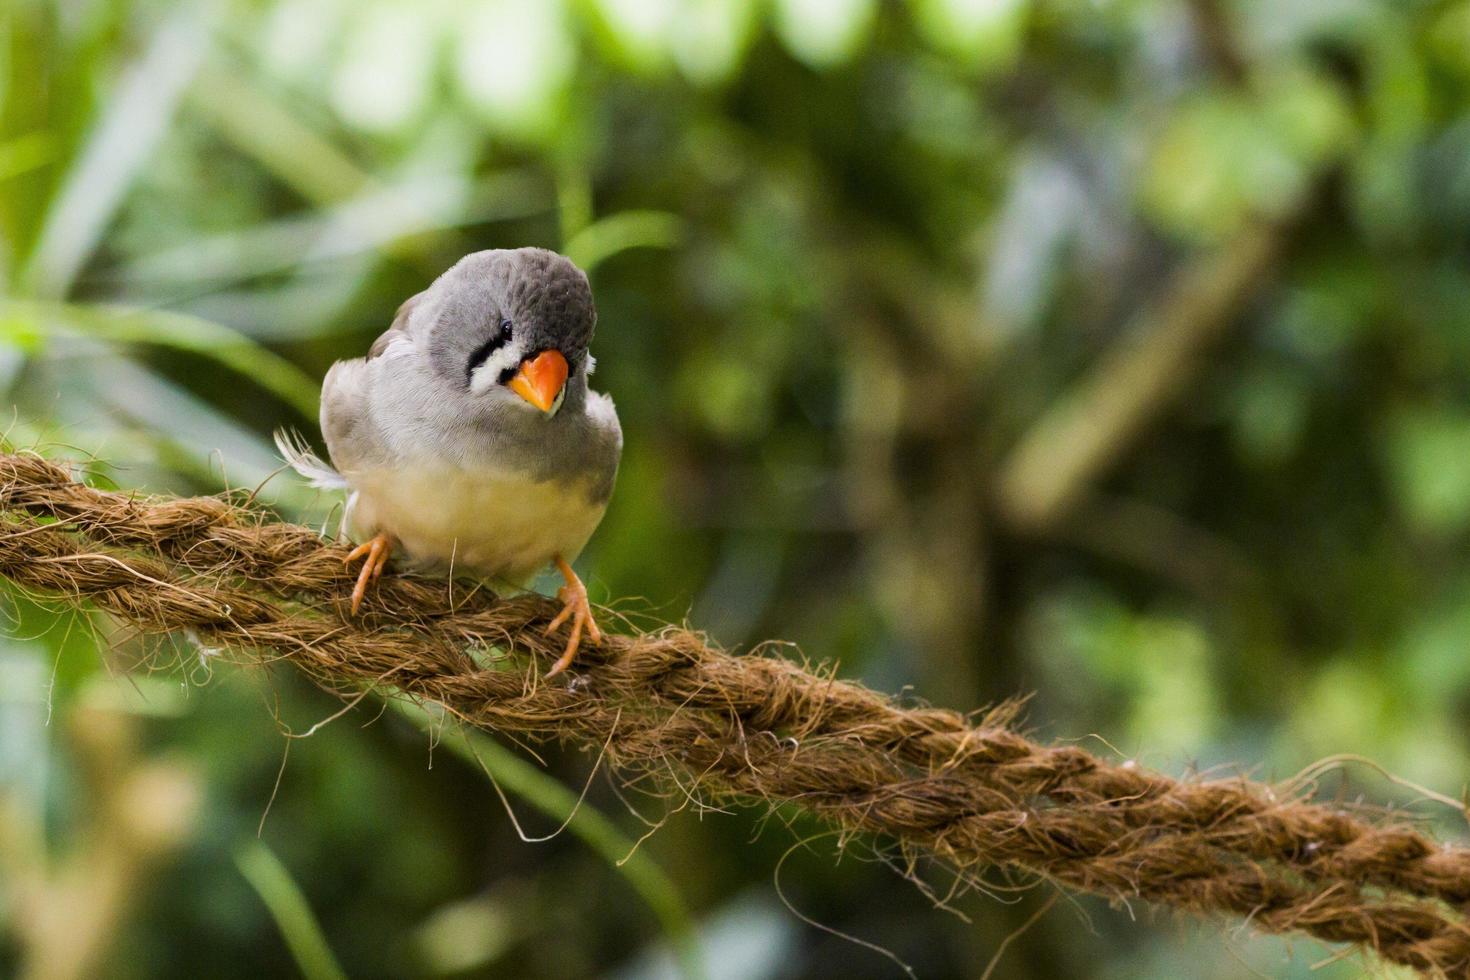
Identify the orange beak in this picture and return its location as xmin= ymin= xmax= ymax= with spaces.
xmin=508 ymin=349 xmax=569 ymax=413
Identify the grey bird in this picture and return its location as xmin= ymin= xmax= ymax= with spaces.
xmin=277 ymin=248 xmax=622 ymax=675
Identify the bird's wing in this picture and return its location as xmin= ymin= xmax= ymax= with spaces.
xmin=366 ymin=290 xmax=425 ymax=360
xmin=320 ymin=356 xmax=387 ymax=474
xmin=276 ymin=300 xmax=419 ymax=491
xmin=322 ymin=290 xmax=437 ymax=473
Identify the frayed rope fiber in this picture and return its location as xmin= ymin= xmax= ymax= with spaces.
xmin=1 ymin=452 xmax=1468 ymax=976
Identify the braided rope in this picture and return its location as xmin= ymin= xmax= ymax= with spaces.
xmin=0 ymin=452 xmax=1466 ymax=975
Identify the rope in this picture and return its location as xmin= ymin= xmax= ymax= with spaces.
xmin=0 ymin=451 xmax=1466 ymax=976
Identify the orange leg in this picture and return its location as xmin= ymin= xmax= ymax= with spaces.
xmin=343 ymin=533 xmax=392 ymax=614
xmin=544 ymin=556 xmax=601 ymax=676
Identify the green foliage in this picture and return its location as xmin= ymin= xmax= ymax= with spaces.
xmin=236 ymin=841 xmax=350 ymax=980
xmin=1144 ymin=66 xmax=1352 ymax=241
xmin=390 ymin=699 xmax=705 ymax=980
xmin=3 ymin=0 xmax=1469 ymax=977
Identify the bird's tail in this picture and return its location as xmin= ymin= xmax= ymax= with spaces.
xmin=273 ymin=428 xmax=349 ymax=491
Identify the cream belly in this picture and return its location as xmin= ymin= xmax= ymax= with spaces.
xmin=344 ymin=464 xmax=608 ymax=584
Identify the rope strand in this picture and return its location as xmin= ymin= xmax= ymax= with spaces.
xmin=1 ymin=452 xmax=1467 ymax=975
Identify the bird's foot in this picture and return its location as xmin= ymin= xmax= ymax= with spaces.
xmin=344 ymin=533 xmax=392 ymax=614
xmin=545 ymin=556 xmax=601 ymax=676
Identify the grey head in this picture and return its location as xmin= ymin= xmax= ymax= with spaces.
xmin=410 ymin=248 xmax=597 ymax=416
xmin=338 ymin=247 xmax=619 ymax=495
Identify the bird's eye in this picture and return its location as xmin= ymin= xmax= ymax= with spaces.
xmin=466 ymin=318 xmax=516 ymax=384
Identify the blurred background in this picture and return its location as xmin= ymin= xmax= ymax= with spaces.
xmin=3 ymin=0 xmax=1469 ymax=976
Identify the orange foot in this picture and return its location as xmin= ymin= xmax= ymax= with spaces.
xmin=344 ymin=533 xmax=392 ymax=614
xmin=545 ymin=556 xmax=601 ymax=676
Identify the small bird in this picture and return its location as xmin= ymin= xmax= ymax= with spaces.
xmin=278 ymin=248 xmax=622 ymax=675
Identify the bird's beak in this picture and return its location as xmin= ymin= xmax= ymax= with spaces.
xmin=508 ymin=349 xmax=569 ymax=413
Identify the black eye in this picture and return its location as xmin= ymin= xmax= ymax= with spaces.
xmin=499 ymin=318 xmax=513 ymax=339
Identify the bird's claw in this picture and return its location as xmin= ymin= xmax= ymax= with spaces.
xmin=344 ymin=533 xmax=392 ymax=614
xmin=545 ymin=558 xmax=600 ymax=677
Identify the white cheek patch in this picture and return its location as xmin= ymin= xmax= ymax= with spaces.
xmin=469 ymin=337 xmax=527 ymax=395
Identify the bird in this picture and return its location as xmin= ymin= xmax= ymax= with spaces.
xmin=277 ymin=248 xmax=622 ymax=676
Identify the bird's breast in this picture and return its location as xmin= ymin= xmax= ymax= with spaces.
xmin=343 ymin=464 xmax=608 ymax=584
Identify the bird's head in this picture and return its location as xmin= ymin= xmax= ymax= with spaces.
xmin=425 ymin=248 xmax=596 ymax=418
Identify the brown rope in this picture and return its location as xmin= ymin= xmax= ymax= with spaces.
xmin=0 ymin=451 xmax=1467 ymax=975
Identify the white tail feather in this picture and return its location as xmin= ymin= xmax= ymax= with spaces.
xmin=274 ymin=428 xmax=348 ymax=491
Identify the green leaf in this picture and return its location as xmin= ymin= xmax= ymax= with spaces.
xmin=1143 ymin=68 xmax=1351 ymax=242
xmin=912 ymin=0 xmax=1029 ymax=71
xmin=453 ymin=0 xmax=577 ymax=139
xmin=773 ymin=0 xmax=878 ymax=68
xmin=391 ymin=699 xmax=705 ymax=980
xmin=1383 ymin=409 xmax=1470 ymax=536
xmin=235 ymin=841 xmax=349 ymax=980
xmin=0 ymin=300 xmax=320 ymax=420
xmin=563 ymin=210 xmax=683 ymax=272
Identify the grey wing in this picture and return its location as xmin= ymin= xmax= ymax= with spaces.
xmin=366 ymin=291 xmax=425 ymax=360
xmin=321 ymin=357 xmax=386 ymax=473
xmin=326 ymin=291 xmax=430 ymax=470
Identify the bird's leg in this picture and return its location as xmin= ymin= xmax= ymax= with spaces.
xmin=545 ymin=556 xmax=601 ymax=676
xmin=344 ymin=533 xmax=392 ymax=614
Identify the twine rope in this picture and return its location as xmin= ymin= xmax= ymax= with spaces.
xmin=0 ymin=452 xmax=1467 ymax=976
